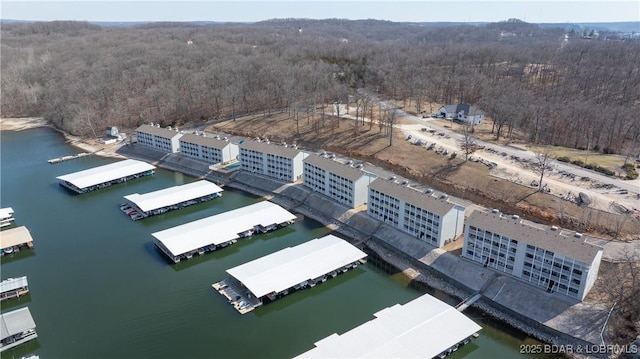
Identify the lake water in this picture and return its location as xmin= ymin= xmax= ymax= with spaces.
xmin=0 ymin=127 xmax=554 ymax=358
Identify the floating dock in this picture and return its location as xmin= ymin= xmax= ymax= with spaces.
xmin=212 ymin=234 xmax=367 ymax=314
xmin=121 ymin=180 xmax=223 ymax=220
xmin=0 ymin=307 xmax=38 ymax=353
xmin=153 ymin=201 xmax=296 ymax=263
xmin=0 ymin=276 xmax=29 ymax=301
xmin=0 ymin=207 xmax=15 ymax=228
xmin=294 ymin=293 xmax=482 ymax=359
xmin=0 ymin=226 xmax=34 ymax=256
xmin=56 ymin=159 xmax=156 ymax=194
xmin=47 ymin=151 xmax=95 ymax=164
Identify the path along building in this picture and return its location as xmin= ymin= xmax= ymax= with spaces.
xmin=367 ymin=178 xmax=465 ymax=248
xmin=56 ymin=159 xmax=155 ymax=194
xmin=179 ymin=133 xmax=239 ymax=165
xmin=0 ymin=307 xmax=37 ymax=353
xmin=122 ymin=180 xmax=223 ymax=220
xmin=153 ymin=201 xmax=296 ymax=263
xmin=135 ymin=123 xmax=184 ymax=153
xmin=295 ymin=293 xmax=481 ymax=358
xmin=462 ymin=210 xmax=604 ymax=301
xmin=303 ymin=154 xmax=377 ymax=209
xmin=213 ymin=234 xmax=367 ymax=314
xmin=239 ymin=140 xmax=306 ymax=182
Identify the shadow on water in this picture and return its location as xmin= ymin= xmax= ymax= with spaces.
xmin=0 ymin=250 xmax=36 ymax=265
xmin=1 ymin=339 xmax=41 ymax=359
xmin=252 ymin=267 xmax=367 ymax=318
xmin=160 ymin=226 xmax=299 ymax=272
xmin=0 ymin=293 xmax=32 ymax=311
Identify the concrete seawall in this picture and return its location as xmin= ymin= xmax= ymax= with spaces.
xmin=117 ymin=144 xmax=610 ymax=354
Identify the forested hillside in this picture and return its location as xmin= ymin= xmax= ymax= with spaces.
xmin=1 ymin=19 xmax=639 ymax=156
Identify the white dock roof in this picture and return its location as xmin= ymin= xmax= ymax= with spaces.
xmin=0 ymin=207 xmax=14 ymax=220
xmin=56 ymin=159 xmax=156 ymax=190
xmin=227 ymin=234 xmax=367 ymax=298
xmin=296 ymin=293 xmax=482 ymax=358
xmin=0 ymin=226 xmax=34 ymax=249
xmin=0 ymin=307 xmax=36 ymax=340
xmin=152 ymin=201 xmax=296 ymax=256
xmin=0 ymin=276 xmax=28 ymax=294
xmin=124 ymin=180 xmax=223 ymax=212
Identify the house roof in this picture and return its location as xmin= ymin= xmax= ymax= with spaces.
xmin=466 ymin=210 xmax=603 ymax=264
xmin=135 ymin=124 xmax=184 ymax=139
xmin=179 ymin=133 xmax=234 ymax=150
xmin=240 ymin=141 xmax=301 ymax=159
xmin=303 ymin=155 xmax=368 ymax=182
xmin=440 ymin=104 xmax=483 ymax=116
xmin=368 ymin=179 xmax=460 ymax=216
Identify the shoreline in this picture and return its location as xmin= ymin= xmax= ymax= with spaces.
xmin=1 ymin=117 xmax=126 ymax=160
xmin=3 ymin=118 xmax=628 ymax=358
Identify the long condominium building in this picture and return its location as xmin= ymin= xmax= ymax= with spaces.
xmin=303 ymin=154 xmax=377 ymax=209
xmin=367 ymin=178 xmax=465 ymax=248
xmin=135 ymin=124 xmax=184 ymax=153
xmin=179 ymin=133 xmax=239 ymax=164
xmin=239 ymin=140 xmax=306 ymax=182
xmin=462 ymin=210 xmax=603 ymax=301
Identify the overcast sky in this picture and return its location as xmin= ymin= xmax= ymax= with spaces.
xmin=1 ymin=1 xmax=639 ymax=23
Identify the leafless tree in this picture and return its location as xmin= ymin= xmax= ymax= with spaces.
xmin=533 ymin=149 xmax=555 ymax=192
xmin=459 ymin=124 xmax=478 ymax=162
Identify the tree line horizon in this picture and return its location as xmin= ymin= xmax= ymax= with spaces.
xmin=1 ymin=18 xmax=639 ymax=158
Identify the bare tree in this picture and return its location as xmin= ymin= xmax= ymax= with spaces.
xmin=533 ymin=149 xmax=555 ymax=192
xmin=459 ymin=124 xmax=478 ymax=161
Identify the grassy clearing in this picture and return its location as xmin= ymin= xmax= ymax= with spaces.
xmin=528 ymin=145 xmax=626 ymax=168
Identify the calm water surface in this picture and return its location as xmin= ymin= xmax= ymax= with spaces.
xmin=0 ymin=127 xmax=553 ymax=358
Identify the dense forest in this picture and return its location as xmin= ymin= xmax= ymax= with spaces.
xmin=2 ymin=19 xmax=639 ymax=157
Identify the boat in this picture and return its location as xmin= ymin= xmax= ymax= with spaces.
xmin=3 ymin=247 xmax=14 ymax=254
xmin=472 ymin=333 xmax=480 ymax=338
xmin=131 ymin=213 xmax=144 ymax=221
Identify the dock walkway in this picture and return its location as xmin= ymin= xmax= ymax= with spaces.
xmin=456 ymin=293 xmax=482 ymax=312
xmin=48 ymin=150 xmax=98 ymax=164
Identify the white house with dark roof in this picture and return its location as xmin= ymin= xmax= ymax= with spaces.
xmin=179 ymin=133 xmax=239 ymax=164
xmin=239 ymin=141 xmax=306 ymax=182
xmin=303 ymin=154 xmax=377 ymax=209
xmin=438 ymin=104 xmax=484 ymax=125
xmin=135 ymin=124 xmax=184 ymax=153
xmin=367 ymin=179 xmax=465 ymax=247
xmin=462 ymin=210 xmax=603 ymax=301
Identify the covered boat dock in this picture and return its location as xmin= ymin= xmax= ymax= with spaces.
xmin=56 ymin=159 xmax=156 ymax=194
xmin=121 ymin=180 xmax=223 ymax=220
xmin=295 ymin=293 xmax=482 ymax=359
xmin=0 ymin=277 xmax=29 ymax=301
xmin=0 ymin=226 xmax=34 ymax=256
xmin=153 ymin=201 xmax=296 ymax=263
xmin=0 ymin=207 xmax=15 ymax=228
xmin=212 ymin=234 xmax=367 ymax=314
xmin=0 ymin=307 xmax=38 ymax=353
